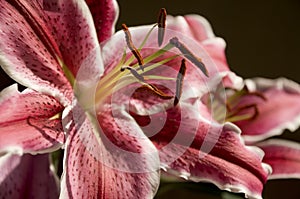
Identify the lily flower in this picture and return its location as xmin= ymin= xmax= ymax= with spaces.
xmin=227 ymin=77 xmax=300 ymax=180
xmin=0 ymin=0 xmax=291 ymax=199
xmin=0 ymin=0 xmax=160 ymax=198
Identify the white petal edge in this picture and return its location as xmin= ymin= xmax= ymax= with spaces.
xmin=161 ymin=165 xmax=265 ymax=199
xmin=243 ymin=78 xmax=300 ymax=143
xmin=257 ymin=139 xmax=300 ymax=180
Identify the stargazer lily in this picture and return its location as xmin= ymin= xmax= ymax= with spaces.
xmin=0 ymin=0 xmax=297 ymax=199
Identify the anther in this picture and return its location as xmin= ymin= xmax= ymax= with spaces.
xmin=174 ymin=59 xmax=187 ymax=106
xmin=157 ymin=8 xmax=167 ymax=47
xmin=122 ymin=66 xmax=145 ymax=82
xmin=122 ymin=24 xmax=144 ymax=70
xmin=170 ymin=37 xmax=209 ymax=77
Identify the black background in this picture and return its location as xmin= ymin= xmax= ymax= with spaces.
xmin=0 ymin=0 xmax=300 ymax=198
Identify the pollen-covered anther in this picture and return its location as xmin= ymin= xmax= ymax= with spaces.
xmin=122 ymin=23 xmax=144 ymax=70
xmin=169 ymin=37 xmax=209 ymax=77
xmin=157 ymin=8 xmax=167 ymax=46
xmin=174 ymin=59 xmax=187 ymax=106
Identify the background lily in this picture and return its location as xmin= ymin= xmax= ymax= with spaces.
xmin=0 ymin=1 xmax=299 ymax=199
xmin=231 ymin=77 xmax=300 ymax=180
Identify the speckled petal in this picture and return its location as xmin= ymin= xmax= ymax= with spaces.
xmin=132 ymin=102 xmax=271 ymax=199
xmin=60 ymin=102 xmax=160 ymax=198
xmin=43 ymin=0 xmax=104 ymax=81
xmin=0 ymin=0 xmax=73 ymax=105
xmin=85 ymin=0 xmax=119 ymax=43
xmin=0 ymin=153 xmax=59 ymax=199
xmin=257 ymin=139 xmax=300 ymax=179
xmin=233 ymin=78 xmax=300 ymax=143
xmin=0 ymin=84 xmax=64 ymax=154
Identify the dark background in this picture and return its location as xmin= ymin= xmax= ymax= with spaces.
xmin=116 ymin=0 xmax=300 ymax=81
xmin=115 ymin=0 xmax=300 ymax=199
xmin=0 ymin=0 xmax=299 ymax=198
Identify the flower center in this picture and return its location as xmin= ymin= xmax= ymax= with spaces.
xmin=93 ymin=9 xmax=209 ymax=109
xmin=208 ymin=86 xmax=266 ymax=123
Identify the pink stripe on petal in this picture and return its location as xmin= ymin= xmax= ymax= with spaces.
xmin=43 ymin=0 xmax=104 ymax=81
xmin=0 ymin=85 xmax=64 ymax=153
xmin=132 ymin=102 xmax=270 ymax=199
xmin=60 ymin=102 xmax=160 ymax=198
xmin=85 ymin=0 xmax=119 ymax=43
xmin=257 ymin=139 xmax=300 ymax=179
xmin=160 ymin=145 xmax=266 ymax=199
xmin=0 ymin=153 xmax=59 ymax=199
xmin=0 ymin=0 xmax=73 ymax=105
xmin=234 ymin=78 xmax=300 ymax=143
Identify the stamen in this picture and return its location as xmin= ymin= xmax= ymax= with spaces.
xmin=122 ymin=24 xmax=144 ymax=70
xmin=170 ymin=37 xmax=209 ymax=77
xmin=227 ymin=104 xmax=259 ymax=121
xmin=157 ymin=8 xmax=167 ymax=47
xmin=121 ymin=66 xmax=145 ymax=82
xmin=226 ymin=87 xmax=267 ymax=109
xmin=174 ymin=59 xmax=187 ymax=106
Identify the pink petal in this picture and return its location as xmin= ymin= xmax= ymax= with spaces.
xmin=0 ymin=153 xmax=59 ymax=199
xmin=132 ymin=102 xmax=271 ymax=199
xmin=0 ymin=0 xmax=73 ymax=105
xmin=257 ymin=139 xmax=300 ymax=179
xmin=0 ymin=84 xmax=64 ymax=153
xmin=60 ymin=102 xmax=160 ymax=198
xmin=85 ymin=0 xmax=119 ymax=43
xmin=43 ymin=0 xmax=104 ymax=81
xmin=233 ymin=78 xmax=300 ymax=143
